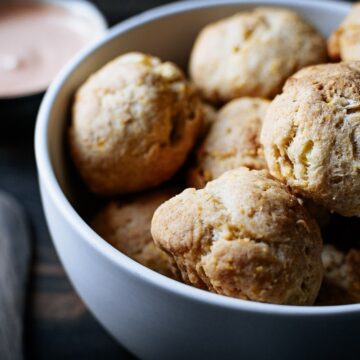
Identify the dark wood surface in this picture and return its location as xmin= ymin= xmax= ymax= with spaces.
xmin=0 ymin=1 xmax=175 ymax=359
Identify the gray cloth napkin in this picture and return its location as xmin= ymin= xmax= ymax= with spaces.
xmin=0 ymin=192 xmax=30 ymax=360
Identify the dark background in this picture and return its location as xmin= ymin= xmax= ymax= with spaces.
xmin=0 ymin=1 xmax=355 ymax=359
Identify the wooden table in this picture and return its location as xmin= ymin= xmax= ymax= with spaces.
xmin=0 ymin=134 xmax=133 ymax=360
xmin=0 ymin=1 xmax=175 ymax=358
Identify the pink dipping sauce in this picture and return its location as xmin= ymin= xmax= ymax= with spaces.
xmin=0 ymin=2 xmax=100 ymax=97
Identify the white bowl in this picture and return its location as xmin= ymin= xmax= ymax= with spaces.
xmin=35 ymin=1 xmax=360 ymax=359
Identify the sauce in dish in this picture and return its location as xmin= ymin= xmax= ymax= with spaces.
xmin=0 ymin=2 xmax=101 ymax=97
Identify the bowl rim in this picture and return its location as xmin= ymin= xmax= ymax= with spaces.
xmin=35 ymin=0 xmax=360 ymax=316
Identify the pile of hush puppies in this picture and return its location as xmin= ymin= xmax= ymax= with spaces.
xmin=69 ymin=6 xmax=360 ymax=306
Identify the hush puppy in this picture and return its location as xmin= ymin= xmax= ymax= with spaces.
xmin=152 ymin=168 xmax=323 ymax=305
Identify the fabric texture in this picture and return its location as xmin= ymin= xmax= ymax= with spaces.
xmin=0 ymin=192 xmax=30 ymax=360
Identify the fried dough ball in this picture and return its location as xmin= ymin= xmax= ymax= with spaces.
xmin=92 ymin=188 xmax=179 ymax=279
xmin=189 ymin=7 xmax=327 ymax=103
xmin=261 ymin=62 xmax=360 ymax=217
xmin=151 ymin=168 xmax=323 ymax=305
xmin=70 ymin=52 xmax=202 ymax=195
xmin=316 ymin=245 xmax=360 ymax=305
xmin=188 ymin=98 xmax=270 ymax=188
xmin=328 ymin=4 xmax=360 ymax=61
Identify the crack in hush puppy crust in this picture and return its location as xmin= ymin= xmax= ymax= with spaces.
xmin=261 ymin=62 xmax=360 ymax=216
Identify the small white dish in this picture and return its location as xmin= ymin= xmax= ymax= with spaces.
xmin=0 ymin=0 xmax=107 ymax=127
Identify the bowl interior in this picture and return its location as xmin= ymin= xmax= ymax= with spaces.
xmin=38 ymin=0 xmax=356 ymax=311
